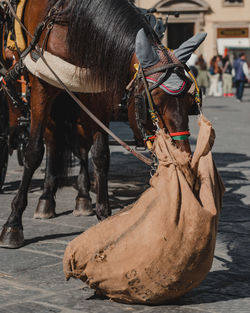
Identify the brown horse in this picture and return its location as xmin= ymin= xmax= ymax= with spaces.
xmin=0 ymin=0 xmax=206 ymax=248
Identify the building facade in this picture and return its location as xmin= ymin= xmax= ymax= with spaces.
xmin=135 ymin=0 xmax=250 ymax=64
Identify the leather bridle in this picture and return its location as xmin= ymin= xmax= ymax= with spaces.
xmin=132 ymin=57 xmax=196 ymax=149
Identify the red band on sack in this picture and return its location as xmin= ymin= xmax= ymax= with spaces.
xmin=170 ymin=131 xmax=190 ymax=137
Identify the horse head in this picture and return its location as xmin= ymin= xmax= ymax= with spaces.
xmin=130 ymin=29 xmax=207 ymax=154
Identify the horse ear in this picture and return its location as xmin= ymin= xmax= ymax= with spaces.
xmin=174 ymin=33 xmax=207 ymax=63
xmin=135 ymin=28 xmax=160 ymax=68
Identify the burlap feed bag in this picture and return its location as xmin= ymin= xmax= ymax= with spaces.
xmin=63 ymin=116 xmax=224 ymax=304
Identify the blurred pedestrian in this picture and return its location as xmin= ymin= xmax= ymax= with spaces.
xmin=196 ymin=54 xmax=209 ymax=97
xmin=233 ymin=52 xmax=250 ymax=102
xmin=217 ymin=55 xmax=223 ymax=97
xmin=222 ymin=55 xmax=234 ymax=97
xmin=187 ymin=52 xmax=198 ymax=77
xmin=208 ymin=56 xmax=221 ymax=96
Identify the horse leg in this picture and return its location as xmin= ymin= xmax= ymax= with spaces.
xmin=91 ymin=131 xmax=110 ymax=220
xmin=34 ymin=134 xmax=57 ymax=219
xmin=0 ymin=79 xmax=57 ymax=248
xmin=35 ymin=91 xmax=80 ymax=218
xmin=73 ymin=147 xmax=94 ymax=216
xmin=71 ymin=120 xmax=94 ymax=216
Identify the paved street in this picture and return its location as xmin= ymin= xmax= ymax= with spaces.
xmin=0 ymin=89 xmax=250 ymax=313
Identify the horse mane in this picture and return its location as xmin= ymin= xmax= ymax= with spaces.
xmin=49 ymin=0 xmax=157 ymax=93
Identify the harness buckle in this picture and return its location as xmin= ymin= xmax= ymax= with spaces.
xmin=47 ymin=21 xmax=54 ymax=30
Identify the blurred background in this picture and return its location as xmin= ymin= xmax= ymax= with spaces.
xmin=133 ymin=0 xmax=250 ymax=69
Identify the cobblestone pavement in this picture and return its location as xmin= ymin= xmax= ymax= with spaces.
xmin=0 ymin=89 xmax=250 ymax=313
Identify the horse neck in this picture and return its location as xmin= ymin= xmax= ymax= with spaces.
xmin=24 ymin=0 xmax=50 ymax=36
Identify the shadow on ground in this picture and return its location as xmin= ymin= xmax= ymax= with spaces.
xmin=23 ymin=231 xmax=83 ymax=247
xmin=178 ymin=152 xmax=250 ymax=305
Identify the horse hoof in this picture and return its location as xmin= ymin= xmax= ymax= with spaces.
xmin=95 ymin=204 xmax=111 ymax=221
xmin=73 ymin=198 xmax=94 ymax=216
xmin=0 ymin=226 xmax=24 ymax=248
xmin=34 ymin=199 xmax=56 ymax=219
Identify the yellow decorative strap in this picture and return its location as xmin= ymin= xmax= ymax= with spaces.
xmin=133 ymin=63 xmax=139 ymax=80
xmin=164 ymin=46 xmax=173 ymax=52
xmin=186 ymin=68 xmax=202 ymax=111
xmin=7 ymin=0 xmax=27 ymax=52
xmin=187 ymin=69 xmax=200 ymax=96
